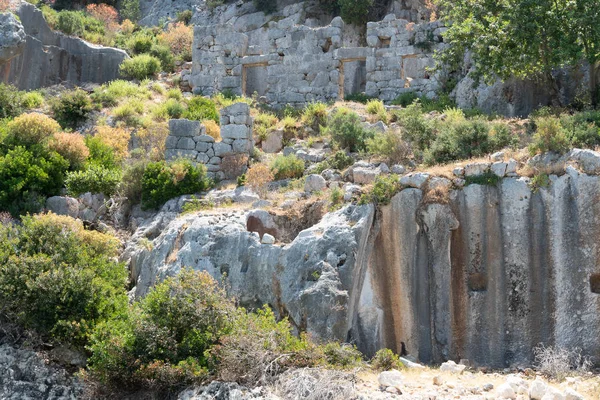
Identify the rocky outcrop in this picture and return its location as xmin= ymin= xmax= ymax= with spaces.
xmin=125 ymin=203 xmax=375 ymax=343
xmin=128 ymin=164 xmax=600 ymax=368
xmin=0 ymin=344 xmax=82 ymax=400
xmin=0 ymin=12 xmax=26 ymax=64
xmin=0 ymin=2 xmax=128 ymax=90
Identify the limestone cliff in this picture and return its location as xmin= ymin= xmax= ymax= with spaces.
xmin=128 ymin=169 xmax=600 ymax=368
xmin=0 ymin=3 xmax=128 ymax=90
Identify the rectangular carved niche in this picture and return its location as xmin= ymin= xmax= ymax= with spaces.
xmin=339 ymin=59 xmax=367 ymax=100
xmin=242 ymin=63 xmax=268 ymax=97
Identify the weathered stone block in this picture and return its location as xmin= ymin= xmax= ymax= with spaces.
xmin=196 ymin=141 xmax=213 ymax=152
xmin=169 ymin=119 xmax=201 ymax=137
xmin=214 ymin=142 xmax=233 ymax=157
xmin=220 ymin=124 xmax=249 ymax=140
xmin=177 ymin=137 xmax=196 ymax=150
xmin=232 ymin=139 xmax=249 ymax=153
xmin=165 ymin=136 xmax=179 ymax=149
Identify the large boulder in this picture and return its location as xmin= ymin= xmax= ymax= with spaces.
xmin=0 ymin=12 xmax=26 ymax=63
xmin=46 ymin=196 xmax=79 ymax=219
xmin=124 ymin=203 xmax=375 ymax=344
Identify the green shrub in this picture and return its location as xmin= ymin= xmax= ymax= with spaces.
xmin=0 ymin=213 xmax=127 ymax=345
xmin=270 ymin=154 xmax=305 ymax=180
xmin=177 ymin=10 xmax=193 ymax=24
xmin=329 ymin=186 xmax=343 ymax=210
xmin=85 ymin=136 xmax=119 ymax=170
xmin=167 ymin=88 xmax=183 ymax=101
xmin=561 ymin=113 xmax=600 ymax=149
xmin=150 ymin=44 xmax=175 ymax=73
xmin=119 ymin=160 xmax=148 ymax=204
xmin=393 ymin=101 xmax=435 ymax=152
xmin=391 ymin=92 xmax=419 ymax=107
xmin=91 ymin=80 xmax=148 ymax=107
xmin=120 ymin=55 xmax=161 ymax=80
xmin=424 ymin=119 xmax=491 ymax=165
xmin=51 ymin=89 xmax=93 ymax=129
xmin=345 ymin=93 xmax=375 ymax=104
xmin=323 ymin=108 xmax=374 ymax=152
xmin=420 ymin=94 xmax=456 ymax=113
xmin=89 ymin=269 xmax=234 ymax=387
xmin=339 ymin=0 xmax=372 ymax=25
xmin=183 ymin=97 xmax=219 ymax=123
xmin=214 ymin=306 xmax=321 ymax=384
xmin=6 ymin=113 xmax=61 ymax=147
xmin=322 ymin=342 xmax=363 ymax=369
xmin=65 ymin=164 xmax=122 ymax=197
xmin=464 ymin=171 xmax=501 ymax=186
xmin=0 ymin=146 xmax=69 ymax=216
xmin=302 ymin=102 xmax=328 ymax=134
xmin=528 ymin=116 xmax=570 ymax=155
xmin=141 ymin=159 xmax=211 ymax=209
xmin=530 ymin=173 xmax=551 ymax=193
xmin=253 ymin=0 xmax=277 ymax=14
xmin=120 ymin=0 xmax=141 ymax=22
xmin=359 ymin=174 xmax=401 ymax=205
xmin=327 ymin=150 xmax=354 ymax=170
xmin=165 ymin=99 xmax=185 ymax=119
xmin=21 ymin=92 xmax=44 ymax=109
xmin=128 ymin=33 xmax=154 ymax=55
xmin=0 ymin=83 xmax=24 ymax=118
xmin=371 ymin=348 xmax=404 ymax=371
xmin=57 ymin=11 xmax=85 ymax=36
xmin=367 ymin=130 xmax=411 ymax=164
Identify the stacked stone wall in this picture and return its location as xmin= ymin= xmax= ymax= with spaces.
xmin=191 ymin=10 xmax=445 ymax=107
xmin=165 ymin=103 xmax=253 ymax=181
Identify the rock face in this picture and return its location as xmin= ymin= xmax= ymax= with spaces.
xmin=0 ymin=2 xmax=128 ymax=90
xmin=0 ymin=12 xmax=26 ymax=63
xmin=126 ymin=204 xmax=375 ymax=344
xmin=0 ymin=344 xmax=82 ymax=400
xmin=127 ymin=170 xmax=600 ymax=368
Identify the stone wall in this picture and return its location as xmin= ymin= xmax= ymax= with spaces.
xmin=165 ymin=103 xmax=253 ymax=181
xmin=190 ymin=8 xmax=443 ymax=107
xmin=0 ymin=3 xmax=128 ymax=90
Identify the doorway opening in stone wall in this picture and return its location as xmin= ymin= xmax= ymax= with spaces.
xmin=242 ymin=63 xmax=268 ymax=98
xmin=339 ymin=58 xmax=367 ymax=100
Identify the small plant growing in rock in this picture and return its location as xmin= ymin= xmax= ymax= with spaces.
xmin=528 ymin=116 xmax=571 ymax=155
xmin=302 ymin=102 xmax=328 ymax=134
xmin=529 ymin=173 xmax=551 ymax=193
xmin=329 ymin=186 xmax=344 ymax=210
xmin=246 ymin=163 xmax=274 ymax=198
xmin=359 ymin=174 xmax=402 ymax=205
xmin=366 ymin=99 xmax=388 ymax=123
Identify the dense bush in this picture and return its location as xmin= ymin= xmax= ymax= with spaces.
xmin=0 ymin=83 xmax=23 ymax=118
xmin=366 ymin=99 xmax=388 ymax=123
xmin=0 ymin=213 xmax=127 ymax=345
xmin=57 ymin=11 xmax=86 ymax=36
xmin=339 ymin=0 xmax=372 ymax=25
xmin=323 ymin=108 xmax=374 ymax=152
xmin=327 ymin=150 xmax=354 ymax=170
xmin=302 ymin=102 xmax=328 ymax=134
xmin=215 ymin=306 xmax=321 ymax=385
xmin=91 ymin=80 xmax=149 ymax=107
xmin=95 ymin=126 xmax=131 ymax=162
xmin=321 ymin=342 xmax=363 ymax=369
xmin=560 ymin=111 xmax=600 ymax=149
xmin=120 ymin=55 xmax=161 ymax=80
xmin=141 ymin=159 xmax=211 ymax=209
xmin=127 ymin=32 xmax=154 ymax=55
xmin=246 ymin=163 xmax=274 ymax=198
xmin=270 ymin=154 xmax=305 ymax=180
xmin=65 ymin=164 xmax=122 ymax=197
xmin=85 ymin=136 xmax=119 ymax=170
xmin=149 ymin=44 xmax=175 ymax=72
xmin=393 ymin=102 xmax=435 ymax=152
xmin=48 ymin=132 xmax=90 ymax=170
xmin=371 ymin=348 xmax=404 ymax=371
xmin=344 ymin=93 xmax=375 ymax=104
xmin=158 ymin=22 xmax=193 ymax=62
xmin=253 ymin=0 xmax=277 ymax=14
xmin=528 ymin=116 xmax=571 ymax=155
xmin=391 ymin=92 xmax=419 ymax=107
xmin=367 ymin=129 xmax=411 ymax=164
xmin=0 ymin=146 xmax=69 ymax=216
xmin=183 ymin=97 xmax=220 ymax=123
xmin=89 ymin=269 xmax=235 ymax=388
xmin=359 ymin=174 xmax=401 ymax=205
xmin=120 ymin=0 xmax=141 ymax=22
xmin=51 ymin=89 xmax=93 ymax=129
xmin=5 ymin=113 xmax=60 ymax=147
xmin=119 ymin=160 xmax=148 ymax=204
xmin=21 ymin=92 xmax=44 ymax=109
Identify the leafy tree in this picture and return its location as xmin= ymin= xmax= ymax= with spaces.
xmin=436 ymin=0 xmax=600 ymax=105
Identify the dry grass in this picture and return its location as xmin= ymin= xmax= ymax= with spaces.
xmin=534 ymin=344 xmax=592 ymax=382
xmin=273 ymin=368 xmax=357 ymax=400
